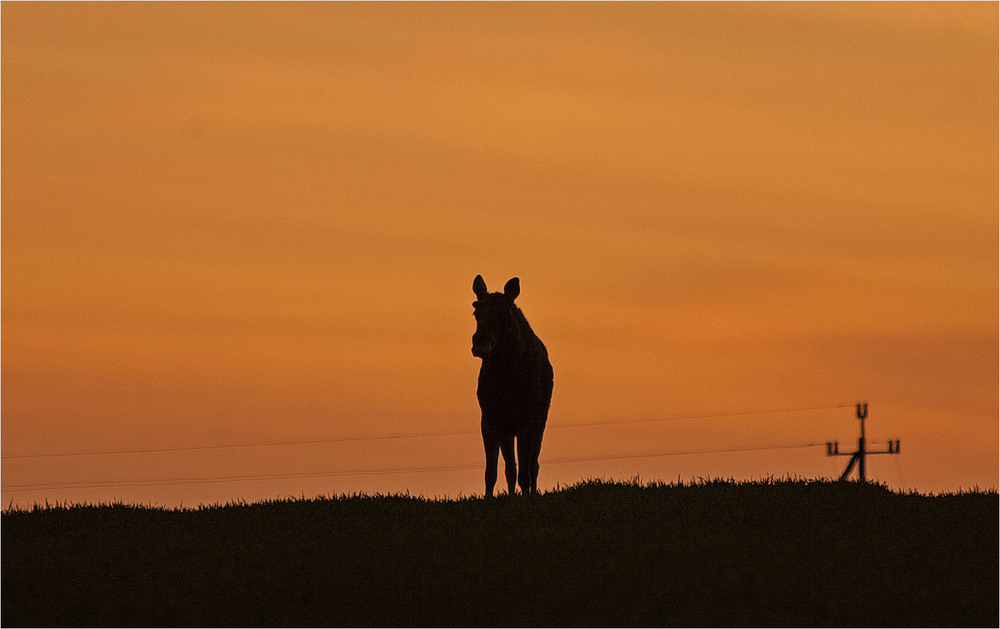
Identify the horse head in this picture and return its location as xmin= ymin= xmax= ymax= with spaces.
xmin=471 ymin=275 xmax=521 ymax=359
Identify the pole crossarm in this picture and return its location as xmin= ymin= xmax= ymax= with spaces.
xmin=827 ymin=440 xmax=900 ymax=456
xmin=824 ymin=404 xmax=900 ymax=482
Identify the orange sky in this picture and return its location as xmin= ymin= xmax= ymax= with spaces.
xmin=3 ymin=2 xmax=997 ymax=508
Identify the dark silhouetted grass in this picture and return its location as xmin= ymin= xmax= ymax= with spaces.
xmin=3 ymin=478 xmax=997 ymax=627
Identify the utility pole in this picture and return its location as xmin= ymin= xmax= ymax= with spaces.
xmin=826 ymin=403 xmax=900 ymax=482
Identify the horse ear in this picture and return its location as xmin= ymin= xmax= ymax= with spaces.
xmin=473 ymin=275 xmax=488 ymax=299
xmin=504 ymin=277 xmax=520 ymax=300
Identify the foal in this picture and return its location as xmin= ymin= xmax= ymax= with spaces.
xmin=471 ymin=275 xmax=553 ymax=496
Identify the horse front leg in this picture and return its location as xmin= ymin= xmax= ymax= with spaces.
xmin=482 ymin=424 xmax=500 ymax=498
xmin=500 ymin=435 xmax=517 ymax=495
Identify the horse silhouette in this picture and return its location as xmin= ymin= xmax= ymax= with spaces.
xmin=471 ymin=275 xmax=554 ymax=496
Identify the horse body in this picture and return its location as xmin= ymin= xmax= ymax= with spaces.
xmin=471 ymin=275 xmax=553 ymax=496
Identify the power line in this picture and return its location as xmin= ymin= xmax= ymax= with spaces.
xmin=0 ymin=403 xmax=852 ymax=461
xmin=545 ymin=442 xmax=827 ymax=464
xmin=0 ymin=442 xmax=825 ymax=492
xmin=0 ymin=433 xmax=471 ymax=461
xmin=0 ymin=464 xmax=483 ymax=492
xmin=554 ymin=404 xmax=854 ymax=430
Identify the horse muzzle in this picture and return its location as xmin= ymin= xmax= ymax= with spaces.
xmin=471 ymin=336 xmax=494 ymax=358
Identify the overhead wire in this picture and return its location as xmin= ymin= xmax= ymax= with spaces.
xmin=1 ymin=442 xmax=827 ymax=492
xmin=555 ymin=404 xmax=855 ymax=430
xmin=1 ymin=403 xmax=852 ymax=494
xmin=0 ymin=403 xmax=853 ymax=461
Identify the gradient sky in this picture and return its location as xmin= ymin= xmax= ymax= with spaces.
xmin=3 ymin=2 xmax=997 ymax=508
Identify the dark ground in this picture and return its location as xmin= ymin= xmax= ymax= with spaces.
xmin=2 ymin=479 xmax=997 ymax=627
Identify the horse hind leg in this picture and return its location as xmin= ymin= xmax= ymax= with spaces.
xmin=516 ymin=435 xmax=538 ymax=494
xmin=529 ymin=453 xmax=540 ymax=493
xmin=530 ymin=429 xmax=544 ymax=492
xmin=500 ymin=435 xmax=517 ymax=495
xmin=519 ymin=428 xmax=544 ymax=493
